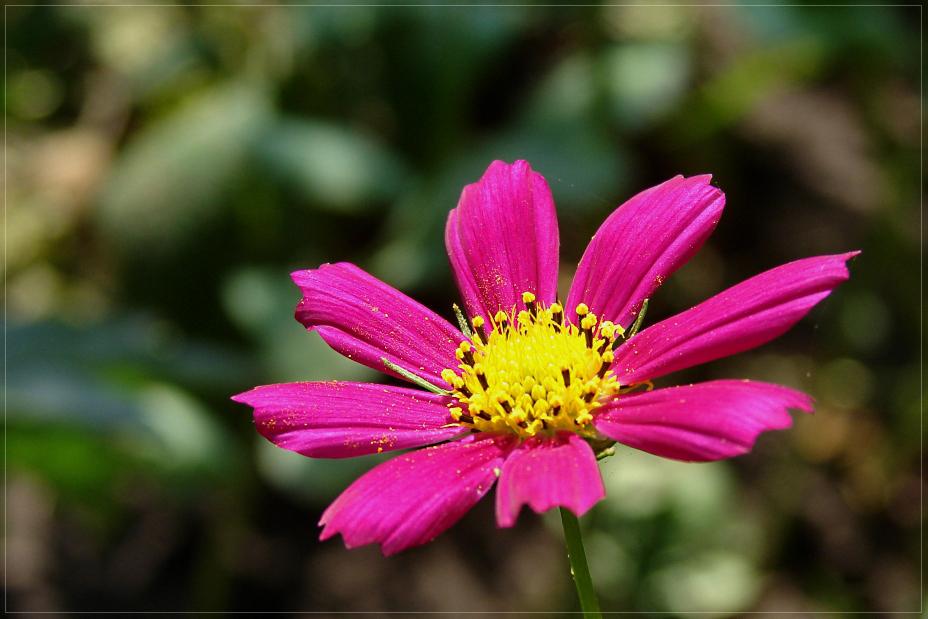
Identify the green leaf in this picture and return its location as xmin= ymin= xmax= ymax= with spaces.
xmin=601 ymin=43 xmax=691 ymax=130
xmin=257 ymin=118 xmax=407 ymax=213
xmin=98 ymin=82 xmax=272 ymax=253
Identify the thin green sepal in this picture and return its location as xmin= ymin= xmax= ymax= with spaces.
xmin=381 ymin=357 xmax=450 ymax=395
xmin=628 ymin=298 xmax=649 ymax=338
xmin=453 ymin=303 xmax=473 ymax=338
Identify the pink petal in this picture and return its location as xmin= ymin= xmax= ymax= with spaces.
xmin=232 ymin=382 xmax=462 ymax=458
xmin=567 ymin=175 xmax=724 ymax=328
xmin=594 ymin=380 xmax=813 ymax=462
xmin=495 ymin=433 xmax=605 ymax=528
xmin=612 ymin=252 xmax=859 ymax=384
xmin=320 ymin=434 xmax=514 ymax=556
xmin=445 ymin=160 xmax=559 ymax=320
xmin=292 ymin=262 xmax=462 ymax=387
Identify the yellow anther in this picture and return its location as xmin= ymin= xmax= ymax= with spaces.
xmin=575 ymin=303 xmax=589 ymax=316
xmin=441 ymin=369 xmax=458 ymax=384
xmin=580 ymin=314 xmax=598 ymax=330
xmin=494 ymin=310 xmax=508 ymax=324
xmin=449 ymin=407 xmax=463 ymax=421
xmin=550 ymin=302 xmax=563 ymax=314
xmin=602 ymin=350 xmax=615 ymax=363
xmin=600 ymin=321 xmax=616 ymax=339
xmin=459 ymin=341 xmax=472 ymax=353
xmin=522 ymin=291 xmax=536 ymax=304
xmin=472 ymin=316 xmax=485 ymax=329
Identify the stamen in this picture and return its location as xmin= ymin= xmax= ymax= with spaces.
xmin=550 ymin=302 xmax=564 ymax=329
xmin=472 ymin=315 xmax=486 ymax=340
xmin=580 ymin=313 xmax=597 ymax=348
xmin=597 ymin=350 xmax=614 ymax=378
xmin=522 ymin=291 xmax=537 ymax=318
xmin=456 ymin=341 xmax=476 ymax=366
xmin=599 ymin=320 xmax=617 ymax=340
xmin=474 ymin=364 xmax=490 ymax=390
xmin=493 ymin=310 xmax=508 ymax=328
xmin=450 ymin=407 xmax=475 ymax=424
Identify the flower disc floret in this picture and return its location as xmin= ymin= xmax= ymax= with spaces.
xmin=442 ymin=292 xmax=625 ymax=439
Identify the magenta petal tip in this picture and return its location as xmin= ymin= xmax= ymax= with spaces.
xmin=594 ymin=380 xmax=816 ymax=462
xmin=230 ymin=390 xmax=253 ymax=404
xmin=495 ymin=433 xmax=604 ymax=528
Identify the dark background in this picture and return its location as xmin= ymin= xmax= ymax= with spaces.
xmin=5 ymin=3 xmax=922 ymax=614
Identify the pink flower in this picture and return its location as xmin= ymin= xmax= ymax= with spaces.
xmin=233 ymin=160 xmax=857 ymax=556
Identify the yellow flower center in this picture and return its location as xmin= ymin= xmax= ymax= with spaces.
xmin=441 ymin=292 xmax=625 ymax=439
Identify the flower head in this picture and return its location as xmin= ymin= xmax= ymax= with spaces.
xmin=233 ymin=160 xmax=857 ymax=555
xmin=443 ymin=295 xmax=621 ymax=438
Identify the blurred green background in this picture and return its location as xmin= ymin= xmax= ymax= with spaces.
xmin=5 ymin=3 xmax=921 ymax=614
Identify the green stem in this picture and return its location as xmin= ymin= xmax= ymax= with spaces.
xmin=559 ymin=508 xmax=602 ymax=618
